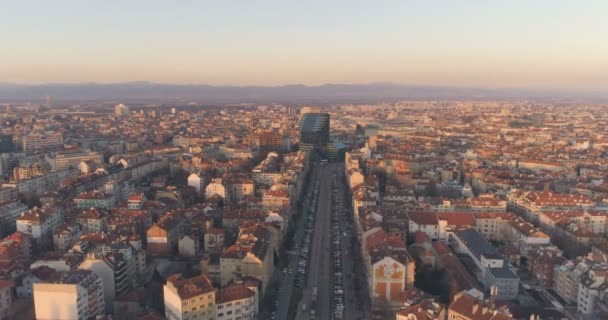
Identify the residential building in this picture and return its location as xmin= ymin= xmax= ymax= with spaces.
xmin=146 ymin=211 xmax=184 ymax=256
xmin=450 ymin=229 xmax=519 ymax=299
xmin=22 ymin=133 xmax=63 ymax=153
xmin=578 ymin=265 xmax=608 ymax=315
xmin=53 ymin=223 xmax=82 ymax=252
xmin=395 ymin=298 xmax=445 ymax=320
xmin=215 ymin=281 xmax=257 ymax=320
xmin=188 ymin=173 xmax=203 ymax=193
xmin=16 ymin=204 xmax=64 ymax=241
xmin=164 ymin=274 xmax=216 ymax=320
xmin=447 ymin=290 xmax=514 ymax=320
xmin=73 ymin=191 xmax=116 ymax=209
xmin=0 ymin=200 xmax=28 ymax=237
xmin=0 ymin=280 xmax=13 ymax=320
xmin=206 ymin=178 xmax=228 ymax=201
xmin=46 ymin=150 xmax=103 ymax=171
xmin=553 ymin=255 xmax=606 ymax=304
xmin=78 ymin=250 xmax=130 ymax=313
xmin=33 ymin=270 xmax=105 ymax=320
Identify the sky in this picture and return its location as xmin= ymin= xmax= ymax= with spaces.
xmin=1 ymin=1 xmax=607 ymax=88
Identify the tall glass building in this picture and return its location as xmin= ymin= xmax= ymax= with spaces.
xmin=299 ymin=113 xmax=330 ymax=161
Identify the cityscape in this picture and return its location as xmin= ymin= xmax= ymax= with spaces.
xmin=1 ymin=2 xmax=608 ymax=320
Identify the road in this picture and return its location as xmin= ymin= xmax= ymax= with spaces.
xmin=296 ymin=164 xmax=332 ymax=320
xmin=275 ymin=167 xmax=320 ymax=320
xmin=274 ymin=163 xmax=369 ymax=320
xmin=333 ymin=165 xmax=371 ymax=320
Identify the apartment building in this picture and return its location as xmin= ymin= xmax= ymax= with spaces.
xmin=46 ymin=150 xmax=102 ymax=171
xmin=164 ymin=274 xmax=216 ymax=320
xmin=33 ymin=270 xmax=105 ymax=320
xmin=215 ymin=281 xmax=257 ymax=320
xmin=22 ymin=133 xmax=63 ymax=153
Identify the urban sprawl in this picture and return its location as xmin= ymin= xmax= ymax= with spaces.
xmin=0 ymin=101 xmax=607 ymax=320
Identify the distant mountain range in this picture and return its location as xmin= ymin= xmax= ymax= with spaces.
xmin=0 ymin=82 xmax=606 ymax=104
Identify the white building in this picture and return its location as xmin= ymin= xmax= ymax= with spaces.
xmin=188 ymin=173 xmax=203 ymax=192
xmin=73 ymin=192 xmax=116 ymax=209
xmin=78 ymin=251 xmax=129 ymax=313
xmin=553 ymin=255 xmax=603 ymax=304
xmin=206 ymin=178 xmax=227 ymax=201
xmin=114 ymin=103 xmax=130 ymax=116
xmin=178 ymin=234 xmax=199 ymax=257
xmin=216 ymin=281 xmax=258 ymax=320
xmin=16 ymin=204 xmax=63 ymax=240
xmin=578 ymin=266 xmax=608 ymax=315
xmin=33 ymin=270 xmax=104 ymax=320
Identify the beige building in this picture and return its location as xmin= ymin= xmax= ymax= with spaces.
xmin=147 ymin=211 xmax=184 ymax=256
xmin=164 ymin=274 xmax=216 ymax=320
xmin=46 ymin=150 xmax=103 ymax=171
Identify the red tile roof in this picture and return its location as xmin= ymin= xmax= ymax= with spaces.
xmin=166 ymin=274 xmax=215 ymax=300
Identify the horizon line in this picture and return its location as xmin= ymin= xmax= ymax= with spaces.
xmin=0 ymin=81 xmax=606 ymax=92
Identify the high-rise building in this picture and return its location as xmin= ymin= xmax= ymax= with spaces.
xmin=299 ymin=112 xmax=329 ymax=161
xmin=33 ymin=270 xmax=105 ymax=320
xmin=114 ymin=103 xmax=130 ymax=116
xmin=300 ymin=106 xmax=321 ymax=115
xmin=0 ymin=135 xmax=14 ymax=153
xmin=45 ymin=96 xmax=52 ymax=109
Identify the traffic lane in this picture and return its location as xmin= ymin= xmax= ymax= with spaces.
xmin=297 ymin=165 xmax=332 ymax=320
xmin=280 ymin=169 xmax=320 ymax=320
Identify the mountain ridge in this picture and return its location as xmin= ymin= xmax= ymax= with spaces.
xmin=0 ymin=82 xmax=606 ymax=104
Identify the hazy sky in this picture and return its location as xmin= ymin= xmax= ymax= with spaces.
xmin=1 ymin=1 xmax=607 ymax=88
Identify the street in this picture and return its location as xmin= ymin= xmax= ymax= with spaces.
xmin=296 ymin=164 xmax=332 ymax=320
xmin=271 ymin=163 xmax=370 ymax=320
xmin=274 ymin=167 xmax=320 ymax=320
